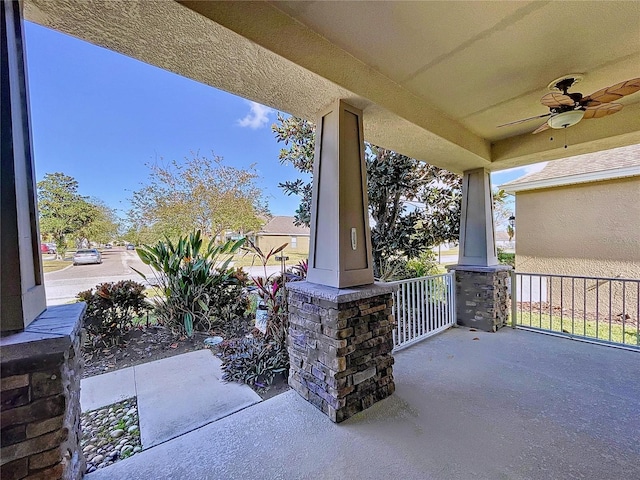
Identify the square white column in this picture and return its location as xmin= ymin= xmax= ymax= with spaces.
xmin=457 ymin=167 xmax=498 ymax=267
xmin=307 ymin=100 xmax=374 ymax=288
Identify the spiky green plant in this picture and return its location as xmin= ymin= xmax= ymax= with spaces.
xmin=134 ymin=230 xmax=247 ymax=337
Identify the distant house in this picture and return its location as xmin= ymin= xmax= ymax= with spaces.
xmin=495 ymin=230 xmax=513 ymax=250
xmin=500 ymin=144 xmax=640 ymax=279
xmin=254 ymin=216 xmax=310 ymax=255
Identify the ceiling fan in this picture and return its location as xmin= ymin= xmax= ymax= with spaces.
xmin=499 ymin=75 xmax=640 ymax=134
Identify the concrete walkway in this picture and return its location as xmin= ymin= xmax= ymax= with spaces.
xmin=80 ymin=349 xmax=261 ymax=447
xmin=86 ymin=328 xmax=640 ymax=480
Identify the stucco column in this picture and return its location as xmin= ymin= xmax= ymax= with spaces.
xmin=307 ymin=99 xmax=374 ymax=288
xmin=1 ymin=0 xmax=46 ymax=332
xmin=449 ymin=168 xmax=511 ymax=332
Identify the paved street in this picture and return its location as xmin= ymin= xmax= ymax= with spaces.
xmin=44 ymin=247 xmax=157 ymax=305
xmin=44 ymin=247 xmax=282 ymax=305
xmin=44 ymin=244 xmax=462 ymax=306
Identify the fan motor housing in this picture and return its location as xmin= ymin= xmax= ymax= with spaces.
xmin=548 ymin=110 xmax=585 ymax=129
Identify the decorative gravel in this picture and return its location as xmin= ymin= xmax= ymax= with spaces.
xmin=81 ymin=398 xmax=142 ymax=474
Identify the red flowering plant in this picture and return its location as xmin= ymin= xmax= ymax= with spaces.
xmin=244 ymin=239 xmax=286 ymax=312
xmin=288 ymin=259 xmax=308 ymax=281
xmin=243 ymin=238 xmax=289 ymax=339
xmin=217 ymin=238 xmax=291 ymax=390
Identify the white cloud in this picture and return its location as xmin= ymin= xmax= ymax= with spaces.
xmin=237 ymin=101 xmax=274 ymax=129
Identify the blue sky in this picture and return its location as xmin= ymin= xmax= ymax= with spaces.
xmin=24 ymin=22 xmax=536 ymax=220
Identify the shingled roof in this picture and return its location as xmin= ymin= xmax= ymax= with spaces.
xmin=259 ymin=216 xmax=310 ymax=236
xmin=500 ymin=144 xmax=640 ymax=192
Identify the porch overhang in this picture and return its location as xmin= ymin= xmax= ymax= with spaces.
xmin=23 ymin=0 xmax=640 ymax=174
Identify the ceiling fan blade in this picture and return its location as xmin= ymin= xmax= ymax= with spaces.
xmin=583 ymin=78 xmax=640 ymax=104
xmin=532 ymin=122 xmax=551 ymax=134
xmin=497 ymin=113 xmax=551 ymax=127
xmin=583 ymin=102 xmax=623 ymax=119
xmin=580 ymin=99 xmax=602 ymax=107
xmin=541 ymin=92 xmax=574 ymax=107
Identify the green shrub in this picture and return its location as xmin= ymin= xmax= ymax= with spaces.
xmin=219 ymin=334 xmax=289 ymax=389
xmin=77 ymin=280 xmax=151 ymax=349
xmin=207 ymin=268 xmax=252 ymax=337
xmin=376 ymin=251 xmax=439 ymax=281
xmin=497 ymin=248 xmax=515 ymax=268
xmin=405 ymin=251 xmax=439 ymax=278
xmin=136 ymin=231 xmax=247 ymax=337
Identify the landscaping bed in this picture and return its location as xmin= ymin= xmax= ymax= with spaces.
xmin=82 ymin=325 xmax=211 ymax=379
xmin=82 ymin=325 xmax=290 ymax=400
xmin=81 ymin=233 xmax=296 ymax=401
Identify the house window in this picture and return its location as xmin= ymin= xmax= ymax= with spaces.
xmin=291 ymin=236 xmax=297 ymax=249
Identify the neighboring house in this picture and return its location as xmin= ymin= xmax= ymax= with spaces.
xmin=495 ymin=230 xmax=513 ymax=250
xmin=500 ymin=144 xmax=640 ymax=280
xmin=254 ymin=216 xmax=310 ymax=255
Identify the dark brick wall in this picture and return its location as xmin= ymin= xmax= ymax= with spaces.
xmin=452 ymin=267 xmax=511 ymax=332
xmin=1 ymin=306 xmax=85 ymax=480
xmin=288 ymin=289 xmax=395 ymax=422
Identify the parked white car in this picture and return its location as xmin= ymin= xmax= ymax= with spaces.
xmin=73 ymin=249 xmax=102 ymax=265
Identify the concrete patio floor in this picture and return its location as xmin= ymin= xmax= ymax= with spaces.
xmin=86 ymin=327 xmax=640 ymax=480
xmin=80 ymin=350 xmax=261 ymax=448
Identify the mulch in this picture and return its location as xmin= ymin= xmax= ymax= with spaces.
xmin=82 ymin=325 xmax=289 ymax=400
xmin=82 ymin=326 xmax=211 ymax=378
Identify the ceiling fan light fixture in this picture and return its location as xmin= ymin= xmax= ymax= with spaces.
xmin=547 ymin=110 xmax=585 ymax=129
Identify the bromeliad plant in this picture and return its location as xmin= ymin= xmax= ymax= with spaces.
xmin=135 ymin=230 xmax=247 ymax=337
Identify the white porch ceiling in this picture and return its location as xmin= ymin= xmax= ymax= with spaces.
xmin=24 ymin=0 xmax=640 ymax=174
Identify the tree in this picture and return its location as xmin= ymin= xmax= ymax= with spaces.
xmin=492 ymin=189 xmax=514 ymax=230
xmin=273 ymin=115 xmax=462 ymax=277
xmin=37 ymin=173 xmax=96 ymax=257
xmin=366 ymin=146 xmax=462 ymax=275
xmin=77 ymin=199 xmax=120 ymax=245
xmin=273 ymin=114 xmax=315 ymax=226
xmin=128 ymin=153 xmax=268 ymax=243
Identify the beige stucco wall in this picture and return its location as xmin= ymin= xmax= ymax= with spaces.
xmin=515 ymin=176 xmax=640 ymax=279
xmin=256 ymin=235 xmax=310 ymax=256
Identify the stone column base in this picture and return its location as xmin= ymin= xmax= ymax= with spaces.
xmin=448 ymin=265 xmax=512 ymax=332
xmin=287 ymin=282 xmax=396 ymax=423
xmin=1 ymin=304 xmax=86 ymax=480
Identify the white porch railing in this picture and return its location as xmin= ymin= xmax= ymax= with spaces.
xmin=388 ymin=272 xmax=456 ymax=351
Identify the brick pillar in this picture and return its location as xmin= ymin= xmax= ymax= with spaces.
xmin=448 ymin=265 xmax=512 ymax=332
xmin=287 ymin=282 xmax=396 ymax=423
xmin=1 ymin=304 xmax=86 ymax=480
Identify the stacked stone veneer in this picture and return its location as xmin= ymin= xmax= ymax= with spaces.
xmin=449 ymin=265 xmax=512 ymax=332
xmin=287 ymin=282 xmax=396 ymax=423
xmin=1 ymin=304 xmax=85 ymax=480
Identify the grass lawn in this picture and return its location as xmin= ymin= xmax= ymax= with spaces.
xmin=435 ymin=247 xmax=459 ymax=256
xmin=143 ymin=286 xmax=164 ymax=298
xmin=43 ymin=260 xmax=72 ymax=273
xmin=515 ymin=312 xmax=639 ymax=347
xmin=231 ymin=252 xmax=308 ymax=269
